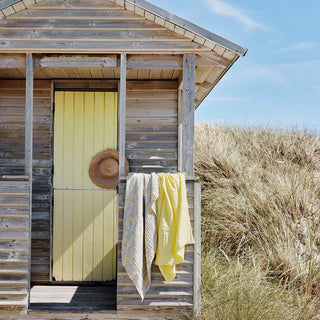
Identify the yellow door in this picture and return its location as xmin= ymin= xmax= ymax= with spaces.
xmin=53 ymin=91 xmax=117 ymax=281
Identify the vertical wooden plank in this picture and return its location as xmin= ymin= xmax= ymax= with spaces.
xmin=178 ymin=89 xmax=183 ymax=172
xmin=105 ymin=92 xmax=117 ymax=149
xmin=52 ymin=190 xmax=63 ymax=280
xmin=93 ymin=191 xmax=104 ymax=280
xmin=83 ymin=92 xmax=95 ymax=189
xmin=62 ymin=191 xmax=73 ymax=280
xmin=63 ymin=92 xmax=74 ymax=188
xmin=25 ymin=53 xmax=33 ymax=310
xmin=119 ymin=54 xmax=127 ymax=177
xmin=73 ymin=92 xmax=84 ymax=189
xmin=72 ymin=191 xmax=83 ymax=281
xmin=182 ymin=54 xmax=196 ymax=176
xmin=25 ymin=53 xmax=33 ymax=177
xmin=112 ymin=192 xmax=117 ymax=280
xmin=83 ymin=191 xmax=93 ymax=281
xmin=103 ymin=190 xmax=115 ymax=281
xmin=193 ymin=181 xmax=201 ymax=317
xmin=53 ymin=92 xmax=64 ymax=189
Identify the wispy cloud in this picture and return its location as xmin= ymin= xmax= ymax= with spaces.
xmin=206 ymin=0 xmax=265 ymax=30
xmin=207 ymin=96 xmax=249 ymax=102
xmin=280 ymin=42 xmax=317 ymax=52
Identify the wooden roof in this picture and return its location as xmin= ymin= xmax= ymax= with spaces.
xmin=0 ymin=0 xmax=247 ymax=107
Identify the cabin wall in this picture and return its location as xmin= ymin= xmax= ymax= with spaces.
xmin=0 ymin=80 xmax=53 ymax=284
xmin=117 ymin=80 xmax=194 ymax=316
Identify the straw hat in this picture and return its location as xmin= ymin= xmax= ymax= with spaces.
xmin=89 ymin=149 xmax=129 ymax=189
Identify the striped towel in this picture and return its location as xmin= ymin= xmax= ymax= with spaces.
xmin=122 ymin=173 xmax=158 ymax=300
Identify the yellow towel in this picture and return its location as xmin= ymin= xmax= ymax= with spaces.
xmin=155 ymin=173 xmax=194 ymax=282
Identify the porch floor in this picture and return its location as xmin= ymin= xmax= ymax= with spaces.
xmin=30 ymin=285 xmax=116 ymax=312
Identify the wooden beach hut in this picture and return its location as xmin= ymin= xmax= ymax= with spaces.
xmin=0 ymin=0 xmax=247 ymax=318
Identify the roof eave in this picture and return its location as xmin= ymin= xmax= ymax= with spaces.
xmin=127 ymin=0 xmax=248 ymax=56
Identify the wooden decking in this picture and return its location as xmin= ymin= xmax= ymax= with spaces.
xmin=30 ymin=285 xmax=116 ymax=311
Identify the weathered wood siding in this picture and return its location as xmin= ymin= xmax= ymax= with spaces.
xmin=117 ymin=80 xmax=194 ymax=316
xmin=0 ymin=0 xmax=208 ymax=53
xmin=0 ymin=80 xmax=52 ymax=284
xmin=0 ymin=178 xmax=30 ymax=315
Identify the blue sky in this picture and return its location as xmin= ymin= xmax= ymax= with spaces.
xmin=151 ymin=0 xmax=320 ymax=128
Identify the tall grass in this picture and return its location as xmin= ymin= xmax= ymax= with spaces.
xmin=195 ymin=122 xmax=320 ymax=319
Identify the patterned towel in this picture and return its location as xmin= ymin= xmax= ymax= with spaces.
xmin=122 ymin=173 xmax=158 ymax=300
xmin=155 ymin=173 xmax=194 ymax=282
xmin=144 ymin=173 xmax=159 ymax=284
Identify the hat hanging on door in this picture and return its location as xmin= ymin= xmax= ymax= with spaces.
xmin=89 ymin=149 xmax=129 ymax=189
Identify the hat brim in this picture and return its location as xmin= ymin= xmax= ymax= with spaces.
xmin=89 ymin=149 xmax=129 ymax=189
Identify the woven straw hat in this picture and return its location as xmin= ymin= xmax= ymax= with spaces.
xmin=89 ymin=149 xmax=128 ymax=189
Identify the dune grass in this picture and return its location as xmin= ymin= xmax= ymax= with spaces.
xmin=194 ymin=122 xmax=320 ymax=320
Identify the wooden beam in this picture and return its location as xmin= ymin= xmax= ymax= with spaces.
xmin=193 ymin=181 xmax=201 ymax=318
xmin=127 ymin=54 xmax=182 ymax=69
xmin=181 ymin=54 xmax=195 ymax=176
xmin=39 ymin=55 xmax=118 ymax=68
xmin=119 ymin=54 xmax=127 ymax=177
xmin=25 ymin=52 xmax=33 ymax=310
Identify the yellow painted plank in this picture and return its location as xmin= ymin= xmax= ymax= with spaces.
xmin=93 ymin=191 xmax=104 ymax=280
xmin=104 ymin=92 xmax=118 ymax=149
xmin=62 ymin=190 xmax=73 ymax=280
xmin=82 ymin=191 xmax=93 ymax=281
xmin=52 ymin=190 xmax=63 ymax=281
xmin=63 ymin=92 xmax=74 ymax=188
xmin=83 ymin=92 xmax=94 ymax=189
xmin=103 ymin=190 xmax=116 ymax=281
xmin=72 ymin=190 xmax=83 ymax=281
xmin=73 ymin=92 xmax=85 ymax=189
xmin=53 ymin=92 xmax=64 ymax=189
xmin=93 ymin=92 xmax=105 ymax=190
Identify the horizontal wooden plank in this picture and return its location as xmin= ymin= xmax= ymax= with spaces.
xmin=118 ymin=263 xmax=193 ymax=275
xmin=0 ymin=19 xmax=164 ymax=30
xmin=127 ymin=81 xmax=177 ymax=91
xmin=126 ymin=100 xmax=177 ymax=108
xmin=0 ymin=251 xmax=28 ymax=262
xmin=125 ymin=142 xmax=177 ymax=151
xmin=0 ymin=181 xmax=29 ymax=193
xmin=126 ymin=134 xmax=177 ymax=142
xmin=118 ymin=272 xmax=193 ymax=286
xmin=117 ymin=297 xmax=193 ymax=305
xmin=33 ymin=0 xmax=123 ymax=9
xmin=0 ymin=40 xmax=207 ymax=53
xmin=0 ymin=216 xmax=29 ymax=228
xmin=0 ymin=195 xmax=29 ymax=205
xmin=0 ymin=29 xmax=185 ymax=41
xmin=125 ymin=150 xmax=177 ymax=160
xmin=0 ymin=80 xmax=51 ymax=90
xmin=7 ymin=9 xmax=145 ymax=20
xmin=126 ymin=125 xmax=177 ymax=134
xmin=126 ymin=117 xmax=177 ymax=126
xmin=118 ymin=286 xmax=193 ymax=296
xmin=127 ymin=90 xmax=178 ymax=100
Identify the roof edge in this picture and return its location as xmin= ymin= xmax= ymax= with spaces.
xmin=0 ymin=0 xmax=21 ymax=10
xmin=127 ymin=0 xmax=248 ymax=56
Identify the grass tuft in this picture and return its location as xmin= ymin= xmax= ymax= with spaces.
xmin=195 ymin=122 xmax=320 ymax=319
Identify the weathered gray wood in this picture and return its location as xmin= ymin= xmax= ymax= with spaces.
xmin=178 ymin=89 xmax=183 ymax=172
xmin=119 ymin=54 xmax=127 ymax=177
xmin=193 ymin=182 xmax=201 ymax=317
xmin=39 ymin=55 xmax=117 ymax=68
xmin=25 ymin=53 xmax=33 ymax=177
xmin=182 ymin=54 xmax=195 ymax=176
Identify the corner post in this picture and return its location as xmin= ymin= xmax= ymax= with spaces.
xmin=25 ymin=53 xmax=33 ymax=307
xmin=119 ymin=54 xmax=127 ymax=177
xmin=182 ymin=54 xmax=196 ymax=176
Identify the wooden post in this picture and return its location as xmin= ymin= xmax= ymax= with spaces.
xmin=119 ymin=54 xmax=127 ymax=177
xmin=25 ymin=53 xmax=33 ymax=308
xmin=182 ymin=54 xmax=196 ymax=176
xmin=193 ymin=181 xmax=201 ymax=317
